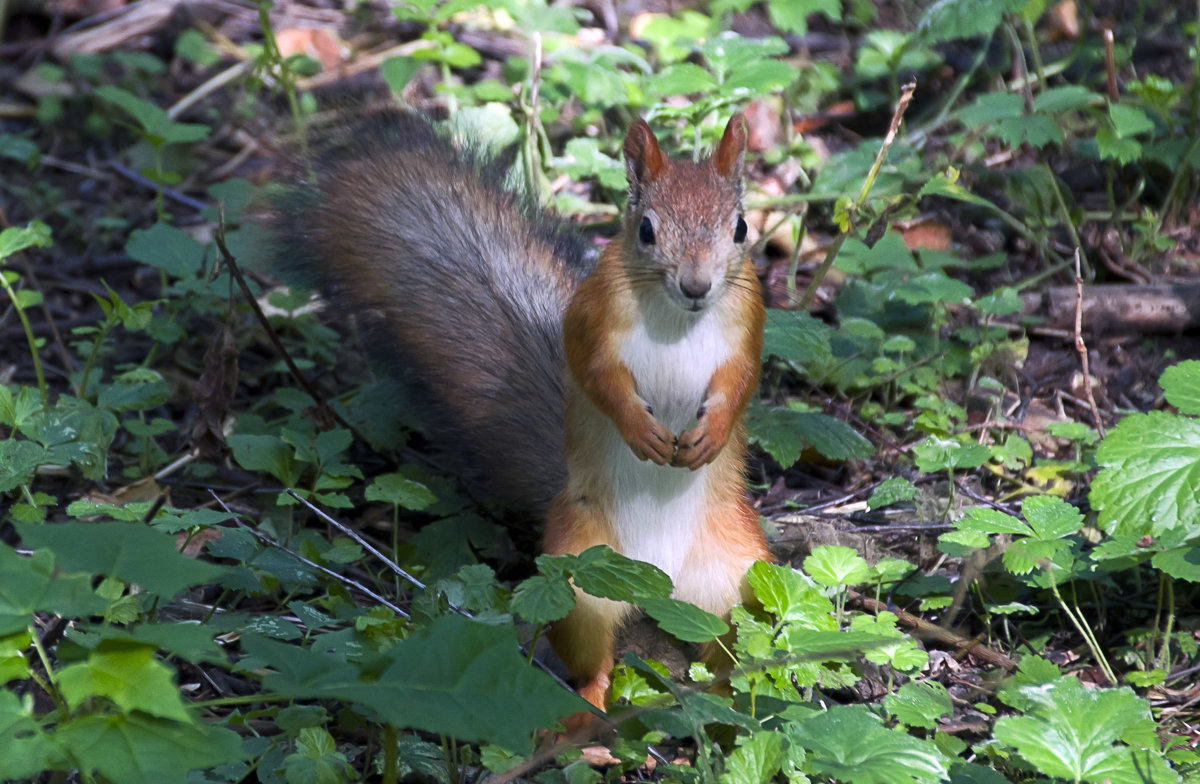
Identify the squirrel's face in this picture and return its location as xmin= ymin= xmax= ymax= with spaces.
xmin=622 ymin=115 xmax=750 ymax=314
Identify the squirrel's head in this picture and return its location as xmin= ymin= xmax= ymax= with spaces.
xmin=622 ymin=114 xmax=749 ymax=314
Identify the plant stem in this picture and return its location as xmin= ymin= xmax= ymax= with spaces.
xmin=1045 ymin=566 xmax=1117 ymax=685
xmin=0 ymin=271 xmax=49 ymax=404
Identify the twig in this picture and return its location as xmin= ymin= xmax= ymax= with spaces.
xmin=1103 ymin=28 xmax=1118 ymax=101
xmin=1072 ymin=248 xmax=1106 ymax=438
xmin=798 ymin=80 xmax=916 ymax=311
xmin=846 ymin=588 xmax=1017 ymax=670
xmin=107 ymin=159 xmax=209 ymax=212
xmin=208 ymin=489 xmax=410 ymax=619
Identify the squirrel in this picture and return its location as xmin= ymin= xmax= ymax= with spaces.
xmin=271 ymin=111 xmax=769 ymax=717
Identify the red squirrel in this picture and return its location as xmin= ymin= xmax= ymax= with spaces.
xmin=272 ymin=112 xmax=768 ymax=716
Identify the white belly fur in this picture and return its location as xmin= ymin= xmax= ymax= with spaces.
xmin=600 ymin=304 xmax=732 ymax=586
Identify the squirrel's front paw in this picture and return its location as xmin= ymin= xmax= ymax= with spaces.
xmin=622 ymin=409 xmax=675 ymax=465
xmin=673 ymin=419 xmax=725 ymax=469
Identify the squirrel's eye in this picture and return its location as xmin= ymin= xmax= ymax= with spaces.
xmin=733 ymin=215 xmax=748 ymax=244
xmin=639 ymin=216 xmax=656 ymax=245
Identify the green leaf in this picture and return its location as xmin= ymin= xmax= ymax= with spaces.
xmin=654 ymin=63 xmax=717 ymax=95
xmin=246 ymin=614 xmax=586 ymax=747
xmin=58 ymin=640 xmax=190 ymax=721
xmin=917 ymin=173 xmax=997 ymax=209
xmin=917 ymin=0 xmax=1027 ymax=43
xmin=804 ymin=545 xmax=871 ymax=588
xmin=283 ymin=727 xmax=353 ymax=784
xmin=1021 ymin=495 xmax=1082 ymax=540
xmin=884 ymin=680 xmax=953 ymax=729
xmin=1150 ymin=548 xmax=1200 ymax=582
xmin=958 ymin=92 xmax=1023 ymax=128
xmin=510 ymin=573 xmax=575 ymax=626
xmin=1090 ymin=411 xmax=1200 ymax=536
xmin=720 ymin=730 xmax=786 ymax=784
xmin=792 ymin=704 xmax=952 ymax=784
xmin=766 ymin=0 xmax=840 ymax=34
xmin=1032 ymin=85 xmax=1097 ymax=114
xmin=1161 ymin=361 xmax=1200 ymax=415
xmin=0 ymin=220 xmax=52 ymax=260
xmin=639 ymin=597 xmax=729 ymax=642
xmin=381 ymin=55 xmax=421 ymax=93
xmin=761 ymin=310 xmax=834 ymax=366
xmin=913 ymin=437 xmax=990 ymax=472
xmin=0 ymin=544 xmax=105 ymax=633
xmin=15 ymin=521 xmax=225 ymax=598
xmin=1109 ymin=102 xmax=1155 ymax=137
xmin=0 ymin=689 xmax=60 ymax=776
xmin=55 ymin=713 xmax=243 ymax=784
xmin=228 ymin=433 xmax=303 ymax=486
xmin=569 ymin=545 xmax=674 ymax=602
xmin=747 ymin=561 xmax=835 ymax=627
xmin=365 ymin=472 xmax=435 ymax=510
xmin=95 ymin=85 xmax=209 ymax=144
xmin=867 ymin=477 xmax=918 ymax=510
xmin=994 ymin=678 xmax=1178 ymax=784
xmin=125 ymin=222 xmax=205 ymax=278
xmin=747 ymin=405 xmax=873 ymax=466
xmin=1096 ymin=125 xmax=1142 ymax=164
xmin=97 ymin=369 xmax=170 ymax=412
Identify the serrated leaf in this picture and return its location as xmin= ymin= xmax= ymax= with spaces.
xmin=0 ymin=544 xmax=105 ymax=633
xmin=792 ymin=704 xmax=952 ymax=784
xmin=1161 ymin=361 xmax=1200 ymax=415
xmin=55 ymin=712 xmax=242 ymax=784
xmin=245 ymin=614 xmax=586 ymax=747
xmin=917 ymin=173 xmax=996 ymax=209
xmin=994 ymin=678 xmax=1177 ymax=784
xmin=913 ymin=438 xmax=990 ymax=472
xmin=1109 ymin=102 xmax=1155 ymax=137
xmin=15 ymin=521 xmax=225 ymax=598
xmin=747 ymin=405 xmax=873 ymax=466
xmin=720 ymin=730 xmax=786 ymax=784
xmin=867 ymin=477 xmax=918 ymax=510
xmin=1151 ymin=548 xmax=1200 ymax=582
xmin=917 ymin=0 xmax=1027 ymax=43
xmin=639 ymin=597 xmax=728 ymax=642
xmin=0 ymin=220 xmax=52 ymax=260
xmin=510 ymin=573 xmax=575 ymax=626
xmin=1032 ymin=85 xmax=1097 ymax=113
xmin=746 ymin=561 xmax=835 ymax=626
xmin=1090 ymin=411 xmax=1200 ymax=536
xmin=1096 ymin=126 xmax=1142 ymax=164
xmin=0 ymin=689 xmax=61 ymax=779
xmin=570 ymin=545 xmax=673 ymax=601
xmin=762 ymin=309 xmax=834 ymax=366
xmin=125 ymin=222 xmax=205 ymax=279
xmin=1021 ymin=495 xmax=1082 ymax=540
xmin=804 ymin=545 xmax=871 ymax=588
xmin=365 ymin=473 xmax=435 ymax=510
xmin=654 ymin=63 xmax=716 ymax=94
xmin=884 ymin=680 xmax=953 ymax=729
xmin=58 ymin=640 xmax=190 ymax=721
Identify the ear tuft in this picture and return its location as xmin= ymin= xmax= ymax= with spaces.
xmin=624 ymin=119 xmax=666 ymax=209
xmin=713 ymin=113 xmax=747 ymax=181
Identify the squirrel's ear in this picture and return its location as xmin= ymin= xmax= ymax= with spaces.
xmin=713 ymin=113 xmax=748 ymax=182
xmin=624 ymin=119 xmax=666 ymax=208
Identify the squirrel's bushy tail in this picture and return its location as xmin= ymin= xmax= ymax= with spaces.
xmin=271 ymin=114 xmax=592 ymax=516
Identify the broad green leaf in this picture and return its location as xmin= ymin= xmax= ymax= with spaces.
xmin=570 ymin=545 xmax=673 ymax=602
xmin=1109 ymin=103 xmax=1154 ymax=137
xmin=510 ymin=573 xmax=575 ymax=626
xmin=283 ymin=727 xmax=353 ymax=784
xmin=721 ymin=730 xmax=786 ymax=784
xmin=1096 ymin=126 xmax=1142 ymax=164
xmin=1033 ymin=85 xmax=1097 ymax=114
xmin=97 ymin=369 xmax=170 ymax=412
xmin=1090 ymin=411 xmax=1200 ymax=536
xmin=1021 ymin=495 xmax=1082 ymax=540
xmin=917 ymin=0 xmax=1026 ymax=43
xmin=913 ymin=438 xmax=990 ymax=472
xmin=747 ymin=405 xmax=873 ymax=466
xmin=654 ymin=63 xmax=717 ymax=95
xmin=125 ymin=222 xmax=205 ymax=279
xmin=958 ymin=92 xmax=1023 ymax=128
xmin=917 ymin=173 xmax=996 ymax=209
xmin=1161 ymin=361 xmax=1200 ymax=415
xmin=0 ymin=220 xmax=52 ymax=260
xmin=994 ymin=678 xmax=1177 ymax=784
xmin=804 ymin=545 xmax=871 ymax=588
xmin=55 ymin=712 xmax=242 ymax=784
xmin=885 ymin=680 xmax=953 ymax=729
xmin=746 ymin=561 xmax=835 ymax=626
xmin=867 ymin=477 xmax=918 ymax=510
xmin=365 ymin=472 xmax=435 ymax=510
xmin=15 ymin=521 xmax=225 ymax=598
xmin=227 ymin=433 xmax=303 ymax=486
xmin=0 ymin=690 xmax=62 ymax=779
xmin=761 ymin=310 xmax=834 ymax=366
xmin=0 ymin=544 xmax=105 ymax=633
xmin=958 ymin=506 xmax=1031 ymax=536
xmin=381 ymin=55 xmax=420 ymax=93
xmin=639 ymin=597 xmax=728 ymax=642
xmin=58 ymin=640 xmax=190 ymax=721
xmin=1150 ymin=548 xmax=1200 ymax=582
xmin=246 ymin=614 xmax=586 ymax=747
xmin=791 ymin=704 xmax=952 ymax=784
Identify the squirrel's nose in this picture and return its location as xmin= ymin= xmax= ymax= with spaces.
xmin=680 ymin=276 xmax=711 ymax=301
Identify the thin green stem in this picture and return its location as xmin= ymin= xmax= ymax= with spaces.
xmin=382 ymin=724 xmax=398 ymax=784
xmin=78 ymin=320 xmax=115 ymax=401
xmin=1045 ymin=567 xmax=1117 ymax=685
xmin=0 ymin=272 xmax=49 ymax=403
xmin=1044 ymin=164 xmax=1090 ymax=279
xmin=1158 ymin=577 xmax=1175 ymax=672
